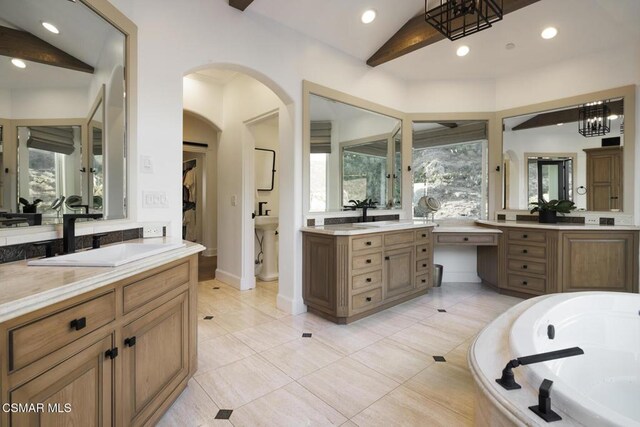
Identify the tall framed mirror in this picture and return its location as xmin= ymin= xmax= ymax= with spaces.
xmin=499 ymin=86 xmax=635 ymax=214
xmin=0 ymin=0 xmax=131 ymax=229
xmin=304 ymin=82 xmax=405 ymax=214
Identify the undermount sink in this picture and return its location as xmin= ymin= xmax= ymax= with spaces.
xmin=255 ymin=216 xmax=278 ymax=230
xmin=352 ymin=220 xmax=416 ymax=228
xmin=28 ymin=242 xmax=186 ymax=267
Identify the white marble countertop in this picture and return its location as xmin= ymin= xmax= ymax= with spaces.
xmin=301 ymin=220 xmax=435 ymax=236
xmin=0 ymin=238 xmax=204 ymax=323
xmin=433 ymin=225 xmax=502 ymax=234
xmin=476 ymin=219 xmax=639 ymax=231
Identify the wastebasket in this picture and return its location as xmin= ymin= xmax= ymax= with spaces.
xmin=434 ymin=264 xmax=443 ymax=287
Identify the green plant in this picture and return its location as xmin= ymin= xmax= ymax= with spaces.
xmin=349 ymin=199 xmax=377 ymax=209
xmin=529 ymin=198 xmax=576 ymax=214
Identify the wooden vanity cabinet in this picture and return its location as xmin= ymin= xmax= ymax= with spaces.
xmin=477 ymin=226 xmax=638 ymax=296
xmin=0 ymin=255 xmax=198 ymax=427
xmin=303 ymin=228 xmax=433 ymax=323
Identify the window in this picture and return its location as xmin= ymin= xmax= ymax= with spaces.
xmin=309 ymin=153 xmax=328 ymax=211
xmin=412 ymin=121 xmax=488 ymax=220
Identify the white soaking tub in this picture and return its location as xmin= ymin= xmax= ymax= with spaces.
xmin=509 ymin=292 xmax=640 ymax=427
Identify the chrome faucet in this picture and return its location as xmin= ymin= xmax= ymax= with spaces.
xmin=62 ymin=213 xmax=103 ymax=254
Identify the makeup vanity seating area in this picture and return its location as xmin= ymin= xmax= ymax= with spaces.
xmin=0 ymin=240 xmax=203 ymax=426
xmin=301 ymin=222 xmax=436 ymax=323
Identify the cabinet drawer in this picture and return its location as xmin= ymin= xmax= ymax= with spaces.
xmin=353 ymin=253 xmax=382 ymax=270
xmin=416 ymin=259 xmax=430 ymax=273
xmin=507 ymin=259 xmax=546 ymax=276
xmin=416 ymin=244 xmax=430 ymax=260
xmin=507 ymin=244 xmax=546 ymax=260
xmin=352 ymin=288 xmax=382 ymax=311
xmin=123 ymin=261 xmax=190 ymax=313
xmin=9 ymin=292 xmax=116 ymax=371
xmin=352 ymin=235 xmax=382 ymax=251
xmin=416 ymin=273 xmax=431 ymax=288
xmin=436 ymin=233 xmax=497 ymax=245
xmin=507 ymin=274 xmax=546 ymax=292
xmin=507 ymin=229 xmax=546 ymax=243
xmin=415 ymin=229 xmax=431 ymax=243
xmin=352 ymin=270 xmax=382 ymax=290
xmin=384 ymin=231 xmax=415 ymax=246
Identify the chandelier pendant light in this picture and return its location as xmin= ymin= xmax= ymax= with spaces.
xmin=425 ymin=0 xmax=504 ymax=41
xmin=578 ymin=101 xmax=611 ymax=137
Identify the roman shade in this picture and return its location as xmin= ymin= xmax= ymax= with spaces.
xmin=310 ymin=121 xmax=331 ymax=154
xmin=27 ymin=126 xmax=76 ymax=155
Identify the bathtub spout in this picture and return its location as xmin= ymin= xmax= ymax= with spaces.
xmin=496 ymin=347 xmax=584 ymax=390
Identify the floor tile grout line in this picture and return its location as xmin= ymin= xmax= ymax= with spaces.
xmin=293 ymin=374 xmax=355 ymax=421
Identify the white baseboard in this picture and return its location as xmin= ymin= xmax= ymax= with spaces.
xmin=203 ymin=248 xmax=217 ymax=257
xmin=215 ymin=268 xmax=241 ymax=289
xmin=443 ymin=272 xmax=481 ymax=283
xmin=277 ymin=293 xmax=306 ymax=315
xmin=241 ymin=275 xmax=256 ymax=291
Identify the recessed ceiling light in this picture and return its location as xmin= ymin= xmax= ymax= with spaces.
xmin=505 ymin=42 xmax=516 ymax=50
xmin=541 ymin=27 xmax=558 ymax=40
xmin=11 ymin=58 xmax=26 ymax=69
xmin=456 ymin=45 xmax=470 ymax=57
xmin=557 ymin=123 xmax=564 ymax=126
xmin=42 ymin=22 xmax=59 ymax=34
xmin=608 ymin=114 xmax=619 ymax=120
xmin=361 ymin=9 xmax=376 ymax=24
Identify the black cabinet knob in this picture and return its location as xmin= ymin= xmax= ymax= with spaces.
xmin=421 ymin=279 xmax=426 ymax=283
xmin=523 ymin=234 xmax=528 ymax=238
xmin=522 ymin=281 xmax=528 ymax=286
xmin=522 ymin=265 xmax=528 ymax=269
xmin=124 ymin=336 xmax=137 ymax=347
xmin=463 ymin=237 xmax=469 ymax=241
xmin=366 ymin=297 xmax=372 ymax=302
xmin=422 ymin=263 xmax=427 ymax=267
xmin=366 ymin=259 xmax=372 ymax=264
xmin=385 ymin=256 xmax=390 ymax=260
xmin=422 ymin=248 xmax=427 ymax=252
xmin=366 ymin=278 xmax=372 ymax=283
xmin=421 ymin=234 xmax=427 ymax=238
xmin=523 ymin=249 xmax=528 ymax=254
xmin=70 ymin=317 xmax=86 ymax=331
xmin=105 ymin=347 xmax=118 ymax=359
xmin=366 ymin=241 xmax=372 ymax=246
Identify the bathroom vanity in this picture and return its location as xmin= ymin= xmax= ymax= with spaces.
xmin=302 ymin=222 xmax=435 ymax=323
xmin=0 ymin=240 xmax=203 ymax=426
xmin=476 ymin=221 xmax=639 ymax=297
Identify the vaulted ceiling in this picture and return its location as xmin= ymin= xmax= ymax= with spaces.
xmin=232 ymin=0 xmax=640 ymax=81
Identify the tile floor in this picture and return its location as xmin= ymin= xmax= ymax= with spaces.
xmin=158 ymin=279 xmax=522 ymax=426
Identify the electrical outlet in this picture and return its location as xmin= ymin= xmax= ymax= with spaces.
xmin=143 ymin=226 xmax=164 ymax=238
xmin=584 ymin=215 xmax=599 ymax=225
xmin=505 ymin=212 xmax=517 ymax=221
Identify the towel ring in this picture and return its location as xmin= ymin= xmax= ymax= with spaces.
xmin=576 ymin=186 xmax=587 ymax=195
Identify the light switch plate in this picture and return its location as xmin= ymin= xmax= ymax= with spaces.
xmin=142 ymin=191 xmax=168 ymax=208
xmin=140 ymin=155 xmax=153 ymax=173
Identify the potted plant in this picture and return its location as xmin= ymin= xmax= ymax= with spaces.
xmin=19 ymin=198 xmax=43 ymax=214
xmin=529 ymin=198 xmax=576 ymax=224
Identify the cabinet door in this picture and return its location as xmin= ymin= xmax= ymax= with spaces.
xmin=10 ymin=335 xmax=113 ymax=427
xmin=121 ymin=292 xmax=189 ymax=426
xmin=384 ymin=246 xmax=415 ymax=299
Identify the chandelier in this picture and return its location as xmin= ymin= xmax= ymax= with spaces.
xmin=425 ymin=0 xmax=503 ymax=41
xmin=578 ymin=101 xmax=611 ymax=138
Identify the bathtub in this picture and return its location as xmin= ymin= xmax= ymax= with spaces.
xmin=510 ymin=292 xmax=640 ymax=427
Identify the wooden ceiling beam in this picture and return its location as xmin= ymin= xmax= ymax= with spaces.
xmin=0 ymin=26 xmax=94 ymax=74
xmin=229 ymin=0 xmax=254 ymax=11
xmin=512 ymin=100 xmax=624 ymax=131
xmin=367 ymin=0 xmax=541 ymax=67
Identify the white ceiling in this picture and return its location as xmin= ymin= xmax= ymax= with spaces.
xmin=248 ymin=0 xmax=640 ymax=81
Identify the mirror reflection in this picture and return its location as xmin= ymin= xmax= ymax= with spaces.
xmin=308 ymin=94 xmax=402 ymax=212
xmin=0 ymin=0 xmax=126 ymax=227
xmin=503 ymin=98 xmax=624 ymax=211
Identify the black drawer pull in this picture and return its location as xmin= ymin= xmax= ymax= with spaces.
xmin=366 ymin=241 xmax=372 ymax=246
xmin=105 ymin=347 xmax=118 ymax=359
xmin=124 ymin=336 xmax=137 ymax=347
xmin=463 ymin=237 xmax=469 ymax=241
xmin=523 ymin=234 xmax=528 ymax=238
xmin=422 ymin=263 xmax=427 ymax=268
xmin=421 ymin=234 xmax=427 ymax=238
xmin=522 ymin=281 xmax=528 ymax=286
xmin=70 ymin=317 xmax=86 ymax=331
xmin=366 ymin=278 xmax=372 ymax=283
xmin=385 ymin=256 xmax=390 ymax=260
xmin=522 ymin=265 xmax=528 ymax=269
xmin=422 ymin=248 xmax=427 ymax=252
xmin=366 ymin=297 xmax=372 ymax=302
xmin=366 ymin=259 xmax=372 ymax=264
xmin=421 ymin=279 xmax=427 ymax=283
xmin=522 ymin=249 xmax=528 ymax=254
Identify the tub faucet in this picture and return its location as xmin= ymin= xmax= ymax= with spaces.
xmin=62 ymin=213 xmax=103 ymax=254
xmin=496 ymin=347 xmax=584 ymax=390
